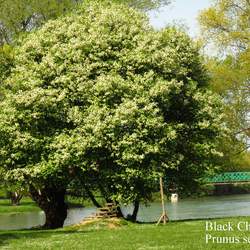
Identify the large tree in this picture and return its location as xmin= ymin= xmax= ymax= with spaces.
xmin=199 ymin=0 xmax=250 ymax=160
xmin=0 ymin=0 xmax=171 ymax=213
xmin=0 ymin=1 xmax=225 ymax=228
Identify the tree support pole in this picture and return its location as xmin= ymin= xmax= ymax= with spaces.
xmin=156 ymin=177 xmax=169 ymax=225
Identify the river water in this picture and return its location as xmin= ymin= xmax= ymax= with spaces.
xmin=1 ymin=194 xmax=250 ymax=230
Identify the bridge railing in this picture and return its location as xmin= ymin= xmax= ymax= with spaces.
xmin=205 ymin=172 xmax=250 ymax=184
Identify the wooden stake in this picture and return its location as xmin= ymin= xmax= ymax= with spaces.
xmin=156 ymin=176 xmax=169 ymax=225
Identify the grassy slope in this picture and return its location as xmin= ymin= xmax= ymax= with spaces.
xmin=1 ymin=217 xmax=250 ymax=250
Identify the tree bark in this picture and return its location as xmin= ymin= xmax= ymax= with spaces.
xmin=131 ymin=199 xmax=140 ymax=222
xmin=116 ymin=204 xmax=124 ymax=218
xmin=85 ymin=187 xmax=101 ymax=208
xmin=30 ymin=186 xmax=68 ymax=229
xmin=98 ymin=183 xmax=111 ymax=202
xmin=9 ymin=191 xmax=23 ymax=206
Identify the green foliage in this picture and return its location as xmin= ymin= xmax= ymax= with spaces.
xmin=0 ymin=0 xmax=77 ymax=45
xmin=199 ymin=0 xmax=250 ymax=171
xmin=206 ymin=55 xmax=249 ymax=152
xmin=233 ymin=152 xmax=250 ymax=171
xmin=199 ymin=0 xmax=250 ymax=150
xmin=0 ymin=45 xmax=14 ymax=82
xmin=0 ymin=0 xmax=171 ymax=45
xmin=198 ymin=0 xmax=249 ymax=52
xmin=0 ymin=2 xmax=226 ymax=205
xmin=114 ymin=0 xmax=170 ymax=11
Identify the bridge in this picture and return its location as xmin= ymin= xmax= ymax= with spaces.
xmin=205 ymin=172 xmax=250 ymax=185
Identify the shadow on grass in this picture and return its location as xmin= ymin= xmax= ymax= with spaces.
xmin=2 ymin=215 xmax=250 ymax=248
xmin=0 ymin=228 xmax=91 ymax=248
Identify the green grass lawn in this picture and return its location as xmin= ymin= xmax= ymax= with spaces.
xmin=1 ymin=217 xmax=250 ymax=250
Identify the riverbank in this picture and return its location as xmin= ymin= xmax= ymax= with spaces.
xmin=0 ymin=198 xmax=40 ymax=214
xmin=1 ymin=217 xmax=250 ymax=249
xmin=0 ymin=196 xmax=86 ymax=214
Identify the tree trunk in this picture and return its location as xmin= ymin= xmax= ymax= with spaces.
xmin=30 ymin=186 xmax=67 ymax=229
xmin=9 ymin=191 xmax=23 ymax=206
xmin=116 ymin=202 xmax=124 ymax=218
xmin=131 ymin=199 xmax=140 ymax=222
xmin=8 ymin=191 xmax=23 ymax=206
xmin=98 ymin=182 xmax=124 ymax=218
xmin=98 ymin=183 xmax=111 ymax=203
xmin=85 ymin=187 xmax=101 ymax=208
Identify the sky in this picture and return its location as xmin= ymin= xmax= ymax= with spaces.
xmin=148 ymin=0 xmax=211 ymax=37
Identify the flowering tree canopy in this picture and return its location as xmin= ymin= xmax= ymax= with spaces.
xmin=0 ymin=2 xmax=226 ymax=227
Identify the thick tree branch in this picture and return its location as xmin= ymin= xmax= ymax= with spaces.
xmin=235 ymin=127 xmax=250 ymax=135
xmin=85 ymin=186 xmax=101 ymax=208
